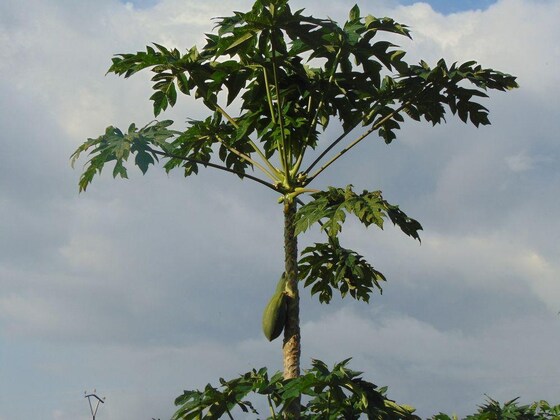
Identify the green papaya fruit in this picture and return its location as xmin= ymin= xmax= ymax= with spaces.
xmin=262 ymin=274 xmax=288 ymax=341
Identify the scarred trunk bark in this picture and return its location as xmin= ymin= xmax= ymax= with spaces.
xmin=283 ymin=199 xmax=301 ymax=418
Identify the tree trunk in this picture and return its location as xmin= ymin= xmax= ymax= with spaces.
xmin=282 ymin=199 xmax=301 ymax=418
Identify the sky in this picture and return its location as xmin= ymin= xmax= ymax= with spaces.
xmin=0 ymin=0 xmax=559 ymax=419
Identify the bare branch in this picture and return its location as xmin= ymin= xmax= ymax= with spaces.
xmin=307 ymin=102 xmax=411 ymax=182
xmin=147 ymin=147 xmax=279 ymax=192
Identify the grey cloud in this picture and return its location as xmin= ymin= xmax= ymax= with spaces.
xmin=1 ymin=0 xmax=559 ymax=419
xmin=301 ymin=308 xmax=560 ymax=417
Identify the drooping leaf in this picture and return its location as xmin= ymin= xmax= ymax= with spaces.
xmin=70 ymin=121 xmax=175 ymax=192
xmin=134 ymin=150 xmax=155 ymax=174
xmin=295 ymin=185 xmax=422 ymax=241
xmin=298 ymin=238 xmax=385 ymax=303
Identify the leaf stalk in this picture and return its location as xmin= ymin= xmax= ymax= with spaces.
xmin=146 ymin=147 xmax=279 ymax=192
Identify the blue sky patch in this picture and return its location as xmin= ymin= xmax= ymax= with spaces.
xmin=122 ymin=0 xmax=498 ymax=14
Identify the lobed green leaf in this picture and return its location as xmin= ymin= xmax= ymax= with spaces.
xmin=173 ymin=358 xmax=419 ymax=419
xmin=70 ymin=121 xmax=175 ymax=192
xmin=298 ymin=238 xmax=385 ymax=303
xmin=295 ymin=185 xmax=422 ymax=241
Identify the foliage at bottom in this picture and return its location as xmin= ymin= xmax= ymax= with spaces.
xmin=172 ymin=359 xmax=560 ymax=420
xmin=172 ymin=359 xmax=419 ymax=419
xmin=434 ymin=397 xmax=560 ymax=420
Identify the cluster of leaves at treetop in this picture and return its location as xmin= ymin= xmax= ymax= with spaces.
xmin=71 ymin=0 xmax=518 ymax=305
xmin=72 ymin=0 xmax=517 ymax=191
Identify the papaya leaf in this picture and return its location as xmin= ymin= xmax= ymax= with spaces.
xmin=295 ymin=185 xmax=422 ymax=241
xmin=70 ymin=121 xmax=175 ymax=192
xmin=299 ymin=238 xmax=386 ymax=303
xmin=173 ymin=359 xmax=420 ymax=420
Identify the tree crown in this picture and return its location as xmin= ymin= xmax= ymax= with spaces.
xmin=71 ymin=0 xmax=518 ymax=306
xmin=71 ymin=0 xmax=517 ymax=196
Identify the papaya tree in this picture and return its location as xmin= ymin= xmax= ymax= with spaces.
xmin=71 ymin=0 xmax=517 ymax=417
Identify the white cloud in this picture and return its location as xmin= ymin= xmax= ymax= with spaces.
xmin=505 ymin=151 xmax=535 ymax=172
xmin=301 ymin=308 xmax=560 ymax=416
xmin=23 ymin=306 xmax=559 ymax=418
xmin=347 ymin=219 xmax=560 ymax=315
xmin=504 ymin=151 xmax=552 ymax=173
xmin=423 ymin=233 xmax=560 ymax=311
xmin=392 ymin=0 xmax=560 ymax=97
